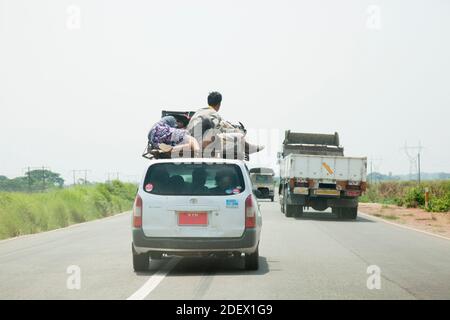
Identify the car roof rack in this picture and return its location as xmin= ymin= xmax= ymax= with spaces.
xmin=142 ymin=146 xmax=250 ymax=161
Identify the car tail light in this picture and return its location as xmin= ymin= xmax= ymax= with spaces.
xmin=245 ymin=194 xmax=256 ymax=228
xmin=133 ymin=194 xmax=143 ymax=228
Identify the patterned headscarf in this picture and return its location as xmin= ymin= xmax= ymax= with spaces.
xmin=148 ymin=116 xmax=178 ymax=145
xmin=159 ymin=116 xmax=177 ymax=128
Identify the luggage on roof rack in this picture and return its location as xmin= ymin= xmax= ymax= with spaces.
xmin=161 ymin=110 xmax=196 ymax=128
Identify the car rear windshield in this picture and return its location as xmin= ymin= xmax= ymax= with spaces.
xmin=143 ymin=163 xmax=245 ymax=196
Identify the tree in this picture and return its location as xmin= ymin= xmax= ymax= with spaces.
xmin=0 ymin=170 xmax=65 ymax=192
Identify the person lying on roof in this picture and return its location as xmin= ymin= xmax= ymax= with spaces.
xmin=148 ymin=116 xmax=200 ymax=154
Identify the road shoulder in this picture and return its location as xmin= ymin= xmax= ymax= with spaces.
xmin=359 ymin=203 xmax=450 ymax=241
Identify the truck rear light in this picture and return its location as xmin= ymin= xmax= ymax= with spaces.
xmin=133 ymin=194 xmax=143 ymax=228
xmin=245 ymin=194 xmax=256 ymax=228
xmin=360 ymin=181 xmax=367 ymax=192
xmin=345 ymin=190 xmax=361 ymax=197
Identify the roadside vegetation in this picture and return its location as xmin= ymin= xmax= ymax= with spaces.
xmin=360 ymin=180 xmax=450 ymax=213
xmin=0 ymin=181 xmax=137 ymax=240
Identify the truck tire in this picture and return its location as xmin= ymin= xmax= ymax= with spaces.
xmin=245 ymin=246 xmax=259 ymax=271
xmin=332 ymin=207 xmax=342 ymax=218
xmin=132 ymin=245 xmax=149 ymax=272
xmin=343 ymin=207 xmax=358 ymax=220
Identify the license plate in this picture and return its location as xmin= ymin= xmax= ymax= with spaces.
xmin=314 ymin=189 xmax=340 ymax=196
xmin=293 ymin=187 xmax=309 ymax=195
xmin=178 ymin=212 xmax=208 ymax=226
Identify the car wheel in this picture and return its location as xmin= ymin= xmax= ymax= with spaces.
xmin=285 ymin=205 xmax=296 ymax=217
xmin=294 ymin=206 xmax=304 ymax=218
xmin=132 ymin=245 xmax=149 ymax=272
xmin=271 ymin=197 xmax=274 ymax=202
xmin=245 ymin=246 xmax=259 ymax=271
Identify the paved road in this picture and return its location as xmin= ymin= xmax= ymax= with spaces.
xmin=1 ymin=201 xmax=450 ymax=300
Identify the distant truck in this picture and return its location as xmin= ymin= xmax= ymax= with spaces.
xmin=278 ymin=131 xmax=367 ymax=219
xmin=249 ymin=167 xmax=275 ymax=202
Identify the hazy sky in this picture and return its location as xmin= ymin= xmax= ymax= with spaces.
xmin=1 ymin=0 xmax=449 ymax=183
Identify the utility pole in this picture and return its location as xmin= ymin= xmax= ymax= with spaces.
xmin=418 ymin=153 xmax=421 ymax=184
xmin=401 ymin=141 xmax=424 ymax=183
xmin=72 ymin=169 xmax=91 ymax=185
xmin=42 ymin=166 xmax=46 ymax=191
xmin=368 ymin=157 xmax=382 ymax=184
xmin=27 ymin=167 xmax=31 ymax=193
xmin=106 ymin=172 xmax=121 ymax=182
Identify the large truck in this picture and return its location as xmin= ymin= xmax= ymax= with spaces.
xmin=278 ymin=131 xmax=367 ymax=219
xmin=249 ymin=167 xmax=275 ymax=202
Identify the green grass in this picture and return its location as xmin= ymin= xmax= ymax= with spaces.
xmin=360 ymin=180 xmax=450 ymax=213
xmin=0 ymin=181 xmax=137 ymax=240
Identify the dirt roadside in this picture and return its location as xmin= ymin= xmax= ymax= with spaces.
xmin=359 ymin=203 xmax=450 ymax=239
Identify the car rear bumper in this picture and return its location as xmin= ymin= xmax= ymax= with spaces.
xmin=132 ymin=228 xmax=259 ymax=254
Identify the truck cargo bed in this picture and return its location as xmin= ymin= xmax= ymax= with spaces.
xmin=281 ymin=154 xmax=367 ymax=182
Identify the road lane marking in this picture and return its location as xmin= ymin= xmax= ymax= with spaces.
xmin=127 ymin=257 xmax=181 ymax=300
xmin=359 ymin=212 xmax=450 ymax=241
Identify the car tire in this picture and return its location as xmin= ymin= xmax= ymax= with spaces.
xmin=294 ymin=206 xmax=304 ymax=218
xmin=271 ymin=197 xmax=274 ymax=202
xmin=245 ymin=246 xmax=259 ymax=271
xmin=132 ymin=245 xmax=149 ymax=272
xmin=285 ymin=205 xmax=296 ymax=217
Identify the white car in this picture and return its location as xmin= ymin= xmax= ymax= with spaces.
xmin=132 ymin=158 xmax=262 ymax=271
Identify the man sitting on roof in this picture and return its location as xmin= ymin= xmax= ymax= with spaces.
xmin=186 ymin=91 xmax=264 ymax=157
